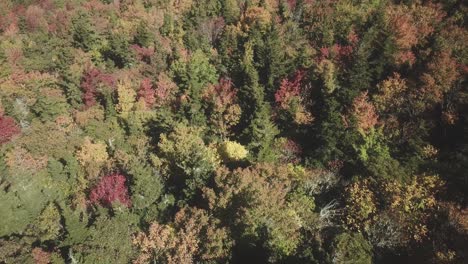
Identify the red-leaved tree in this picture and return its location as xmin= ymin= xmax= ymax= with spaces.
xmin=203 ymin=78 xmax=237 ymax=108
xmin=89 ymin=174 xmax=131 ymax=207
xmin=0 ymin=115 xmax=21 ymax=145
xmin=32 ymin=247 xmax=51 ymax=264
xmin=131 ymin=45 xmax=155 ymax=62
xmin=153 ymin=73 xmax=177 ymax=106
xmin=81 ymin=67 xmax=115 ymax=108
xmin=275 ymin=70 xmax=305 ymax=109
xmin=138 ymin=78 xmax=156 ymax=108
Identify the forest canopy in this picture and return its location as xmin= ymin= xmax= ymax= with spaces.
xmin=0 ymin=0 xmax=467 ymax=263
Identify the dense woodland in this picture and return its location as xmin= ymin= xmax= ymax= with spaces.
xmin=0 ymin=0 xmax=467 ymax=263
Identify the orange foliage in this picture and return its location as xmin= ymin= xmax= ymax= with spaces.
xmin=352 ymin=91 xmax=378 ymax=133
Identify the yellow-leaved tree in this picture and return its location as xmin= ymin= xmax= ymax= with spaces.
xmin=116 ymin=78 xmax=137 ymax=119
xmin=76 ymin=137 xmax=108 ymax=179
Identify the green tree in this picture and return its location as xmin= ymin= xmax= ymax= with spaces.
xmin=158 ymin=124 xmax=220 ymax=202
xmin=332 ymin=233 xmax=373 ymax=264
xmin=171 ymin=50 xmax=218 ymax=125
xmin=246 ymin=103 xmax=279 ymax=162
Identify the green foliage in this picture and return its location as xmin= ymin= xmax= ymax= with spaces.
xmin=0 ymin=0 xmax=466 ymax=262
xmin=102 ymin=33 xmax=133 ymax=68
xmin=222 ymin=0 xmax=240 ymax=23
xmin=33 ymin=203 xmax=63 ymax=242
xmin=332 ymin=232 xmax=373 ymax=264
xmin=134 ymin=21 xmax=154 ymax=47
xmin=31 ymin=89 xmax=69 ymax=122
xmin=171 ymin=50 xmax=217 ymax=125
xmin=0 ymin=173 xmax=50 ymax=237
xmin=68 ymin=210 xmax=138 ymax=264
xmin=22 ymin=33 xmax=73 ymax=72
xmin=158 ymin=124 xmax=219 ymax=201
xmin=354 ymin=128 xmax=389 ymax=163
xmin=246 ymin=104 xmax=279 ymax=162
xmin=71 ymin=11 xmax=102 ymax=52
xmin=128 ymin=161 xmax=164 ymax=211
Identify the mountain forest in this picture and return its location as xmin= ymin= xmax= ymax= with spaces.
xmin=0 ymin=0 xmax=467 ymax=263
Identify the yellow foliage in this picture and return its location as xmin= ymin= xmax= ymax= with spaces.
xmin=76 ymin=137 xmax=108 ymax=165
xmin=74 ymin=106 xmax=105 ymax=127
xmin=116 ymin=78 xmax=137 ymax=118
xmin=76 ymin=137 xmax=109 ymax=179
xmin=241 ymin=7 xmax=272 ymax=33
xmin=344 ymin=179 xmax=377 ymax=231
xmin=294 ymin=104 xmax=314 ymax=125
xmin=218 ymin=141 xmax=248 ymax=162
xmin=374 ymin=73 xmax=407 ymax=113
xmin=316 ymin=59 xmax=337 ymax=94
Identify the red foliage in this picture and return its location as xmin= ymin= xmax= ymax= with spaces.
xmin=153 ymin=73 xmax=177 ymax=106
xmin=395 ymin=50 xmax=416 ymax=66
xmin=89 ymin=174 xmax=131 ymax=208
xmin=80 ymin=67 xmax=115 ymax=108
xmin=81 ymin=68 xmax=101 ymax=108
xmin=319 ymin=43 xmax=354 ymax=63
xmin=25 ymin=5 xmax=47 ymax=32
xmin=275 ymin=70 xmax=305 ymax=109
xmin=287 ymin=0 xmax=297 ymax=10
xmin=327 ymin=159 xmax=344 ymax=172
xmin=48 ymin=9 xmax=69 ymax=34
xmin=347 ymin=29 xmax=359 ymax=45
xmin=0 ymin=5 xmax=27 ymax=35
xmin=318 ymin=30 xmax=358 ymax=64
xmin=138 ymin=78 xmax=156 ymax=108
xmin=131 ymin=45 xmax=155 ymax=62
xmin=420 ymin=51 xmax=459 ymax=106
xmin=38 ymin=0 xmax=55 ymax=10
xmin=203 ymin=78 xmax=237 ymax=108
xmin=0 ymin=115 xmax=21 ymax=145
xmin=278 ymin=139 xmax=302 ymax=164
xmin=32 ymin=247 xmax=51 ymax=264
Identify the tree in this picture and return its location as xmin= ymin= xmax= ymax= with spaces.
xmin=275 ymin=71 xmax=303 ymax=110
xmin=202 ymin=78 xmax=242 ymax=138
xmin=171 ymin=49 xmax=218 ymax=125
xmin=32 ymin=247 xmax=51 ymax=264
xmin=102 ymin=33 xmax=133 ymax=68
xmin=154 ymin=73 xmax=178 ymax=107
xmin=89 ymin=173 xmax=132 ymax=208
xmin=275 ymin=70 xmax=313 ymax=126
xmin=344 ymin=179 xmax=377 ymax=232
xmin=67 ymin=210 xmax=138 ymax=263
xmin=246 ymin=104 xmax=279 ymax=162
xmin=222 ymin=0 xmax=240 ymax=23
xmin=80 ymin=67 xmax=115 ymax=108
xmin=238 ymin=41 xmax=265 ymax=128
xmin=217 ymin=141 xmax=248 ymax=163
xmin=71 ymin=11 xmax=101 ymax=52
xmin=332 ymin=232 xmax=372 ymax=264
xmin=351 ymin=91 xmax=378 ymax=133
xmin=0 ymin=115 xmax=20 ymax=145
xmin=25 ymin=5 xmax=47 ymax=32
xmin=116 ymin=78 xmax=137 ymax=119
xmin=31 ymin=88 xmax=69 ymax=122
xmin=128 ymin=160 xmax=164 ymax=211
xmin=203 ymin=164 xmax=318 ymax=261
xmin=33 ymin=203 xmax=63 ymax=242
xmin=137 ymin=78 xmax=155 ymax=108
xmin=133 ymin=207 xmax=233 ymax=264
xmin=76 ymin=137 xmax=108 ymax=179
xmin=158 ymin=124 xmax=220 ymax=201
